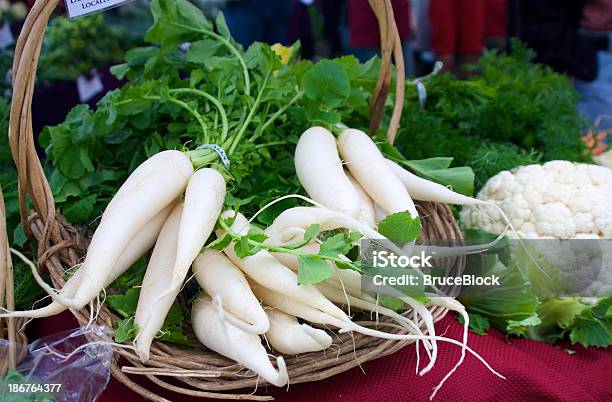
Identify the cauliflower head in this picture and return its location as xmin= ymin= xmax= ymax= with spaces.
xmin=461 ymin=160 xmax=612 ymax=239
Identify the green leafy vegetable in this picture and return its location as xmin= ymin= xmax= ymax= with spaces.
xmin=378 ymin=212 xmax=421 ymax=247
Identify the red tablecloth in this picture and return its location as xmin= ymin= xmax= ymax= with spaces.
xmin=31 ymin=311 xmax=611 ymax=401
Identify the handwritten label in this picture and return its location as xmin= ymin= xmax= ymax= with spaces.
xmin=77 ymin=70 xmax=104 ymax=102
xmin=65 ymin=0 xmax=133 ymax=19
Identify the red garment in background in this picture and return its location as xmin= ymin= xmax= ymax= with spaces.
xmin=430 ymin=0 xmax=485 ymax=54
xmin=31 ymin=311 xmax=612 ymax=401
xmin=485 ymin=0 xmax=507 ymax=38
xmin=348 ymin=0 xmax=411 ymax=47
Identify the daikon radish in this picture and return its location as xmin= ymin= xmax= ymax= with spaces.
xmin=0 ymin=202 xmax=176 ymax=318
xmin=337 ymin=128 xmax=418 ymax=218
xmin=134 ymin=202 xmax=183 ymax=362
xmin=33 ymin=151 xmax=193 ymax=310
xmin=265 ymin=308 xmax=332 ymax=354
xmin=385 ymin=159 xmax=486 ymax=205
xmin=295 ymin=126 xmax=361 ymax=217
xmin=347 ymin=173 xmax=376 ymax=226
xmin=193 ymin=249 xmax=269 ymax=334
xmin=168 ymin=168 xmax=226 ymax=293
xmin=218 ymin=211 xmax=349 ymax=322
xmin=191 ymin=295 xmax=288 ymax=387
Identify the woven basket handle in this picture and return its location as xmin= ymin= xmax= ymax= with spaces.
xmin=0 ymin=184 xmax=17 ymax=373
xmin=368 ymin=0 xmax=405 ymax=144
xmin=9 ymin=0 xmax=60 ymax=245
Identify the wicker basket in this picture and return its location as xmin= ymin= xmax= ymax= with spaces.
xmin=7 ymin=0 xmax=465 ymax=400
xmin=0 ymin=186 xmax=28 ymax=376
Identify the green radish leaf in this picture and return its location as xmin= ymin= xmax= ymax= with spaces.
xmin=207 ymin=234 xmax=232 ymax=250
xmin=110 ymin=258 xmax=147 ymax=290
xmin=506 ymin=315 xmax=542 ymax=337
xmin=12 ymin=224 xmax=27 ymax=248
xmin=348 ymin=232 xmax=364 ymax=244
xmin=187 ymin=39 xmax=223 ymax=63
xmin=62 ymin=194 xmax=97 ymax=223
xmin=302 ymin=60 xmax=350 ymax=109
xmin=319 ymin=233 xmax=350 ymax=258
xmin=215 ymin=12 xmax=231 ymax=40
xmin=106 ymin=288 xmax=140 ymax=319
xmin=297 ymin=255 xmax=333 ymax=285
xmin=378 ymin=295 xmax=404 ymax=312
xmin=156 ymin=326 xmax=191 ymax=346
xmin=234 ymin=236 xmax=252 ymax=258
xmin=115 ymin=317 xmax=138 ymax=343
xmin=378 ymin=212 xmax=421 ymax=247
xmin=282 ymin=224 xmax=321 ymax=250
xmin=303 ymin=224 xmax=320 ymax=244
xmin=246 ymin=228 xmax=268 ymax=244
xmin=379 ymin=142 xmax=475 ymax=196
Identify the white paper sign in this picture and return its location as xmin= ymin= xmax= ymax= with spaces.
xmin=0 ymin=22 xmax=14 ymax=49
xmin=77 ymin=70 xmax=104 ymax=102
xmin=65 ymin=0 xmax=132 ymax=19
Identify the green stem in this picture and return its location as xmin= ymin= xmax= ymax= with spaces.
xmin=254 ymin=141 xmax=288 ymax=149
xmin=252 ymin=89 xmax=303 ymax=141
xmin=163 ymin=19 xmax=250 ymax=96
xmin=217 ymin=219 xmax=362 ymax=273
xmin=228 ymin=71 xmax=271 ymax=155
xmin=143 ymin=95 xmax=209 ymax=143
xmin=170 ymin=88 xmax=229 ymax=142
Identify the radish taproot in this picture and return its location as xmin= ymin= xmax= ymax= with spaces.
xmin=385 ymin=159 xmax=486 ymax=206
xmin=30 ymin=151 xmax=193 ymax=310
xmin=264 ymin=206 xmax=383 ymax=245
xmin=218 ymin=211 xmax=349 ymax=322
xmin=265 ymin=308 xmax=332 ymax=354
xmin=193 ymin=249 xmax=269 ymax=334
xmin=295 ymin=126 xmax=361 ymax=217
xmin=347 ymin=173 xmax=376 ymax=226
xmin=0 ymin=202 xmax=176 ymax=319
xmin=338 ymin=128 xmax=418 ymax=218
xmin=191 ymin=295 xmax=288 ymax=387
xmin=134 ymin=202 xmax=183 ymax=362
xmin=170 ymin=168 xmax=226 ymax=294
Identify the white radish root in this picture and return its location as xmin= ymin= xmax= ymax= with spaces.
xmin=32 ymin=151 xmax=193 ymax=310
xmin=169 ymin=168 xmax=226 ymax=294
xmin=0 ymin=201 xmax=176 ymax=319
xmin=193 ymin=249 xmax=269 ymax=334
xmin=192 ymin=295 xmax=288 ymax=387
xmin=265 ymin=308 xmax=332 ymax=354
xmin=218 ymin=211 xmax=350 ymax=323
xmin=338 ymin=128 xmax=418 ymax=218
xmin=134 ymin=202 xmax=183 ymax=362
xmin=295 ymin=126 xmax=362 ymax=217
xmin=347 ymin=173 xmax=376 ymax=227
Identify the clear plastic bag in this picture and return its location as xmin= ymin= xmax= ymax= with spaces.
xmin=0 ymin=325 xmax=113 ymax=402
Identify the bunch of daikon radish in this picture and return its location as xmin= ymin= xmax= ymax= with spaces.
xmin=2 ymin=126 xmax=504 ymax=399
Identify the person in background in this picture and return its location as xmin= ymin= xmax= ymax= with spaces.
xmin=411 ymin=0 xmax=436 ymax=77
xmin=484 ymin=0 xmax=507 ymax=51
xmin=224 ymin=0 xmax=293 ymax=47
xmin=510 ymin=0 xmax=611 ymax=131
xmin=319 ymin=0 xmax=345 ymax=58
xmin=345 ymin=0 xmax=414 ymax=77
xmin=575 ymin=0 xmax=611 ymax=132
xmin=429 ymin=0 xmax=486 ymax=77
xmin=287 ymin=0 xmax=315 ymax=59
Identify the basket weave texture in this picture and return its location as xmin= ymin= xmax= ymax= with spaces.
xmin=7 ymin=0 xmax=465 ymax=400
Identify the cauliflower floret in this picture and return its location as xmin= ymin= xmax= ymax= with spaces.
xmin=462 ymin=161 xmax=612 ymax=239
xmin=461 ymin=162 xmax=612 ymax=298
